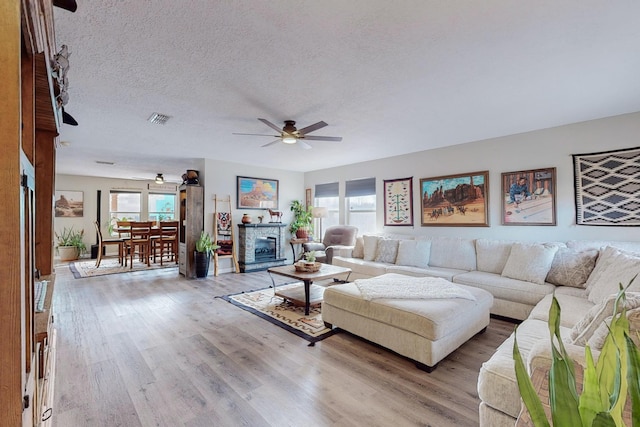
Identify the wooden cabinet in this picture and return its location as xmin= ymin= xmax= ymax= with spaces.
xmin=178 ymin=185 xmax=204 ymax=278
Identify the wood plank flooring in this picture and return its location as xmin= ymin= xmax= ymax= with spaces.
xmin=51 ymin=262 xmax=515 ymax=427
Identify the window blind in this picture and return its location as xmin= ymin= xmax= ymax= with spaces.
xmin=345 ymin=177 xmax=376 ymax=197
xmin=315 ymin=182 xmax=339 ymax=198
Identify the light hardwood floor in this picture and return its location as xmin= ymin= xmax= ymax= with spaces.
xmin=52 ymin=262 xmax=515 ymax=427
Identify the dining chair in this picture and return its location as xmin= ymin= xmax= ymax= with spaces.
xmin=93 ymin=221 xmax=124 ymax=267
xmin=124 ymin=221 xmax=153 ymax=268
xmin=153 ymin=220 xmax=179 ymax=265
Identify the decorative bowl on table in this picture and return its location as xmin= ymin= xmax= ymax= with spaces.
xmin=294 ymin=261 xmax=321 ymax=272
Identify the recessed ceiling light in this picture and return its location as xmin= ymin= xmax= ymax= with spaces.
xmin=148 ymin=112 xmax=171 ymax=125
xmin=95 ymin=160 xmax=115 ymax=165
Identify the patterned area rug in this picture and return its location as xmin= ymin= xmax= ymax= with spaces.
xmin=220 ymin=284 xmax=339 ymax=343
xmin=69 ymin=258 xmax=178 ymax=278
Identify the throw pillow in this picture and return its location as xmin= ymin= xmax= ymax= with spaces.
xmin=587 ymin=307 xmax=640 ymax=350
xmin=395 ymin=240 xmax=431 ymax=269
xmin=362 ymin=235 xmax=380 ymax=262
xmin=570 ymin=291 xmax=640 ymax=345
xmin=586 ymin=246 xmax=640 ymax=304
xmin=352 ymin=236 xmax=364 ymax=258
xmin=501 ymin=243 xmax=559 ymax=285
xmin=545 ymin=248 xmax=599 ymax=288
xmin=374 ymin=239 xmax=399 ymax=264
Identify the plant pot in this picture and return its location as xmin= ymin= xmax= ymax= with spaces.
xmin=194 ymin=251 xmax=211 ymax=278
xmin=295 ymin=229 xmax=309 ymax=239
xmin=58 ymin=246 xmax=79 ymax=261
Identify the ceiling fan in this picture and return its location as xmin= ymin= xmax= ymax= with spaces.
xmin=233 ymin=118 xmax=343 ymax=149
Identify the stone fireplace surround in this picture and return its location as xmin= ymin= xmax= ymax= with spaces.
xmin=237 ymin=223 xmax=287 ymax=272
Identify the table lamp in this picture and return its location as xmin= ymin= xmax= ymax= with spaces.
xmin=312 ymin=207 xmax=328 ymax=241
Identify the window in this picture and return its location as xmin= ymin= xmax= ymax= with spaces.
xmin=109 ymin=191 xmax=141 ymax=232
xmin=148 ymin=193 xmax=176 ymax=222
xmin=314 ymin=182 xmax=339 ymax=232
xmin=345 ymin=178 xmax=376 ymax=235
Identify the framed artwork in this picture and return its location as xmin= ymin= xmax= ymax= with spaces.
xmin=305 ymin=188 xmax=312 ymax=208
xmin=573 ymin=147 xmax=640 ymax=226
xmin=383 ymin=177 xmax=413 ymax=226
xmin=501 ymin=167 xmax=557 ymax=226
xmin=54 ymin=190 xmax=84 ymax=217
xmin=420 ymin=171 xmax=489 ymax=227
xmin=236 ymin=176 xmax=279 ymax=210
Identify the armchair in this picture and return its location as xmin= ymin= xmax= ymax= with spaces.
xmin=302 ymin=225 xmax=358 ymax=264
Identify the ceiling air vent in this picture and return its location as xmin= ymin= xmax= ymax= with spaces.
xmin=148 ymin=112 xmax=171 ymax=125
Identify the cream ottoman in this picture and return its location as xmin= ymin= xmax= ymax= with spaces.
xmin=322 ymin=273 xmax=493 ymax=371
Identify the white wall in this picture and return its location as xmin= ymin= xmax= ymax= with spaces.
xmin=304 ymin=112 xmax=640 ymax=243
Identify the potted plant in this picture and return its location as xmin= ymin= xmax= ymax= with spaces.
xmin=194 ymin=231 xmax=220 ymax=278
xmin=513 ymin=281 xmax=640 ymax=426
xmin=55 ymin=227 xmax=86 ymax=261
xmin=289 ymin=200 xmax=313 ymax=239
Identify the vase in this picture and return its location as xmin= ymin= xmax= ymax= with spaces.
xmin=241 ymin=214 xmax=252 ymax=224
xmin=194 ymin=251 xmax=210 ymax=278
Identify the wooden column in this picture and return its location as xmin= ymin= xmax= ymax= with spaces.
xmin=35 ymin=131 xmax=56 ymax=276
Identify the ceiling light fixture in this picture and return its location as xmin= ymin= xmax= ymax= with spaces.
xmin=282 ymin=135 xmax=297 ymax=144
xmin=155 ymin=173 xmax=164 ymax=184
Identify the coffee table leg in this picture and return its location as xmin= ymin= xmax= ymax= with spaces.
xmin=303 ymin=279 xmax=312 ymax=315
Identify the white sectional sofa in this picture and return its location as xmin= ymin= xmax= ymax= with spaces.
xmin=328 ymin=234 xmax=640 ymax=426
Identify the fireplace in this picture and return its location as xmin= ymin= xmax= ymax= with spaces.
xmin=237 ymin=223 xmax=287 ymax=272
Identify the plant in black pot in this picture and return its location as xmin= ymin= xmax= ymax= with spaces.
xmin=289 ymin=200 xmax=313 ymax=239
xmin=194 ymin=231 xmax=220 ymax=278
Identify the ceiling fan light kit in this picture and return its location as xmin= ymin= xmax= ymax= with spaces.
xmin=155 ymin=173 xmax=164 ymax=184
xmin=234 ymin=118 xmax=343 ymax=149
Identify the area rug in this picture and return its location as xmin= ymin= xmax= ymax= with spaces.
xmin=219 ymin=284 xmax=339 ymax=344
xmin=69 ymin=258 xmax=178 ymax=279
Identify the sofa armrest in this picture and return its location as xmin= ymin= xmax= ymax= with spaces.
xmin=325 ymin=245 xmax=355 ymax=264
xmin=302 ymin=242 xmax=326 ymax=253
xmin=526 ymin=339 xmax=598 ymax=374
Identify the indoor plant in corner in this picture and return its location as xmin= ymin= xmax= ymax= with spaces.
xmin=194 ymin=231 xmax=220 ymax=278
xmin=513 ymin=280 xmax=640 ymax=427
xmin=289 ymin=200 xmax=313 ymax=239
xmin=55 ymin=226 xmax=87 ymax=261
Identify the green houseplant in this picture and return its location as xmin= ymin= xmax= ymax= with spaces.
xmin=513 ymin=280 xmax=640 ymax=427
xmin=55 ymin=227 xmax=86 ymax=261
xmin=290 ymin=200 xmax=313 ymax=239
xmin=194 ymin=231 xmax=220 ymax=278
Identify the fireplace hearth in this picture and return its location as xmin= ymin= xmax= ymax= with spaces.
xmin=237 ymin=223 xmax=287 ymax=272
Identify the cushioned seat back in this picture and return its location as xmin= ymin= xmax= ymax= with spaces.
xmin=429 ymin=237 xmax=477 ymax=271
xmin=323 ymin=225 xmax=358 ymax=246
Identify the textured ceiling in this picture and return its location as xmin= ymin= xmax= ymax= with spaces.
xmin=53 ymin=1 xmax=640 ymax=183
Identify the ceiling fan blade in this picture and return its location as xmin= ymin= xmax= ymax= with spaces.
xmin=233 ymin=133 xmax=280 ymax=137
xmin=261 ymin=139 xmax=282 ymax=147
xmin=303 ymin=135 xmax=342 ymax=142
xmin=297 ymin=121 xmax=328 ymax=135
xmin=53 ymin=0 xmax=78 ymax=12
xmin=297 ymin=140 xmax=312 ymax=150
xmin=258 ymin=118 xmax=283 ymax=133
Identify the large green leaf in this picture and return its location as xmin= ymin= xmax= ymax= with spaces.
xmin=625 ymin=333 xmax=640 ymax=426
xmin=580 ymin=345 xmax=606 ymax=427
xmin=513 ymin=329 xmax=551 ymax=427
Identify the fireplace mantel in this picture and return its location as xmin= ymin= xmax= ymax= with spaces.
xmin=237 ymin=223 xmax=287 ymax=272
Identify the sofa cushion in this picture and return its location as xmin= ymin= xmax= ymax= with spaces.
xmin=570 ymin=291 xmax=640 ymax=345
xmin=332 ymin=256 xmax=389 ymax=277
xmin=386 ymin=265 xmax=466 ymax=281
xmin=545 ymin=247 xmax=599 ymax=288
xmin=501 ymin=242 xmax=558 ymax=285
xmin=567 ymin=240 xmax=640 ymax=253
xmin=362 ymin=235 xmax=380 ymax=261
xmin=352 ymin=236 xmax=364 ymax=258
xmin=586 ymin=246 xmax=640 ymax=304
xmin=476 ymin=239 xmax=513 ymax=274
xmin=428 ymin=237 xmax=476 ymax=271
xmin=588 ymin=307 xmax=640 ymax=350
xmin=375 ymin=239 xmax=399 ymax=263
xmin=453 ymin=270 xmax=555 ymax=307
xmin=395 ymin=239 xmax=431 ymax=269
xmin=528 ymin=293 xmax=595 ymax=328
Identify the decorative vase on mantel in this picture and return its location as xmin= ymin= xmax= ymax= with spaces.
xmin=241 ymin=214 xmax=252 ymax=224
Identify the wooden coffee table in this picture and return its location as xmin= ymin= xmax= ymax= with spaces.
xmin=267 ymin=264 xmax=352 ymax=315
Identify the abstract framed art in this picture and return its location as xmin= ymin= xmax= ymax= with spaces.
xmin=236 ymin=176 xmax=279 ymax=210
xmin=420 ymin=171 xmax=489 ymax=227
xmin=573 ymin=147 xmax=640 ymax=226
xmin=501 ymin=167 xmax=557 ymax=226
xmin=383 ymin=177 xmax=413 ymax=226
